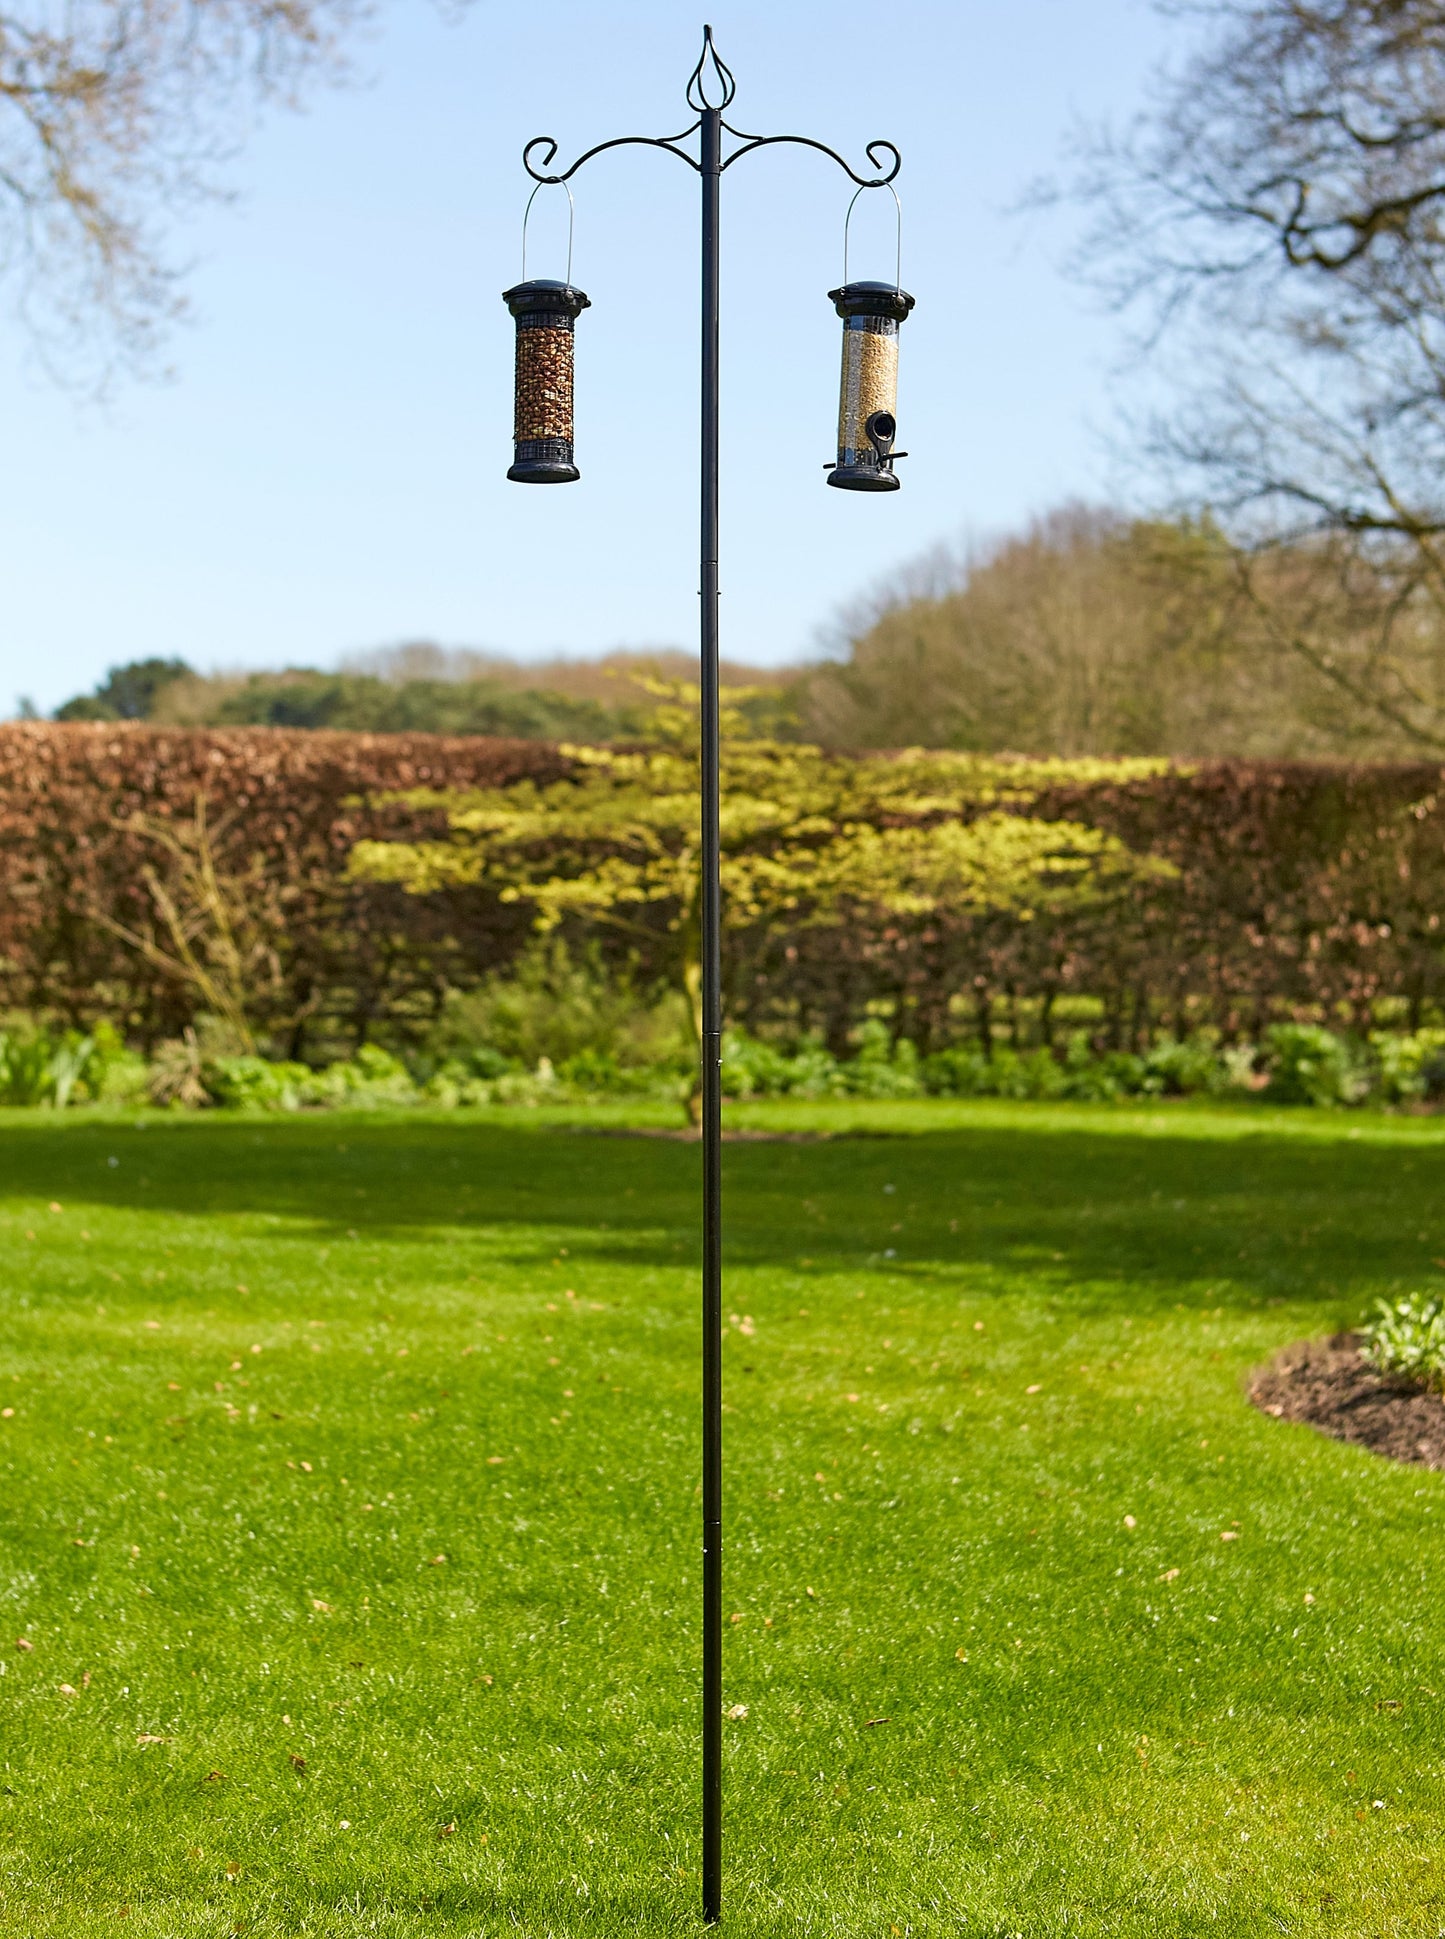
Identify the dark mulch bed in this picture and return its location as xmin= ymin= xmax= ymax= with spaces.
xmin=1249 ymin=1332 xmax=1445 ymax=1469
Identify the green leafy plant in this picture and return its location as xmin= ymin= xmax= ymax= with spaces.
xmin=1263 ymin=1023 xmax=1369 ymax=1107
xmin=845 ymin=1020 xmax=924 ymax=1099
xmin=425 ymin=939 xmax=684 ymax=1077
xmin=1371 ymin=1029 xmax=1445 ymax=1105
xmin=203 ymin=1055 xmax=310 ymax=1112
xmin=82 ymin=1019 xmax=150 ymax=1104
xmin=720 ymin=1030 xmax=846 ymax=1100
xmin=1142 ymin=1035 xmax=1227 ymax=1097
xmin=294 ymin=1045 xmax=418 ymax=1111
xmin=1361 ymin=1296 xmax=1445 ymax=1392
xmin=0 ymin=1026 xmax=96 ymax=1107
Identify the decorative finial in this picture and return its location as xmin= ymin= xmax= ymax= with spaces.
xmin=687 ymin=25 xmax=736 ymax=112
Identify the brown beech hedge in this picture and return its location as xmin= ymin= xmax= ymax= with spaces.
xmin=0 ymin=723 xmax=569 ymax=1052
xmin=2 ymin=723 xmax=1443 ymax=1054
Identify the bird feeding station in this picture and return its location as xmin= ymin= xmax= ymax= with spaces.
xmin=502 ymin=27 xmax=910 ymax=1924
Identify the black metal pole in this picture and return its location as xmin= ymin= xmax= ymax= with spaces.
xmin=699 ymin=97 xmax=724 ymax=1932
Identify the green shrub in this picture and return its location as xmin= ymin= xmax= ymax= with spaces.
xmin=721 ymin=1031 xmax=796 ymax=1099
xmin=201 ymin=1044 xmax=424 ymax=1114
xmin=489 ymin=1062 xmax=561 ymax=1107
xmin=986 ymin=1044 xmax=1068 ymax=1100
xmin=556 ymin=1049 xmax=661 ymax=1094
xmin=435 ymin=1046 xmax=516 ymax=1083
xmin=427 ymin=940 xmax=684 ymax=1074
xmin=1263 ymin=1024 xmax=1369 ymax=1106
xmin=1219 ymin=1043 xmax=1263 ymax=1091
xmin=921 ymin=1032 xmax=1231 ymax=1102
xmin=1361 ymin=1296 xmax=1445 ymax=1391
xmin=720 ymin=1031 xmax=848 ymax=1099
xmin=148 ymin=1034 xmax=209 ymax=1108
xmin=0 ymin=1026 xmax=96 ymax=1107
xmin=1141 ymin=1035 xmax=1226 ymax=1096
xmin=83 ymin=1021 xmax=150 ymax=1105
xmin=1371 ymin=1028 xmax=1445 ymax=1104
xmin=298 ymin=1045 xmax=418 ymax=1109
xmin=845 ymin=1020 xmax=923 ymax=1098
xmin=204 ymin=1055 xmax=310 ymax=1112
xmin=1057 ymin=1035 xmax=1138 ymax=1101
xmin=920 ymin=1045 xmax=991 ymax=1096
xmin=11 ymin=997 xmax=1445 ymax=1116
xmin=785 ymin=1040 xmax=852 ymax=1099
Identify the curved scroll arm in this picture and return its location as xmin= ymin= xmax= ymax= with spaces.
xmin=718 ymin=128 xmax=902 ymax=186
xmin=523 ymin=127 xmax=702 ymax=184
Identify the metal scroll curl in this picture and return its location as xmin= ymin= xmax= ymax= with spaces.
xmin=522 ymin=129 xmax=703 ymax=185
xmin=719 ymin=129 xmax=901 ymax=187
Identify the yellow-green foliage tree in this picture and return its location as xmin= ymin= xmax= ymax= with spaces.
xmin=348 ymin=688 xmax=1174 ymax=1103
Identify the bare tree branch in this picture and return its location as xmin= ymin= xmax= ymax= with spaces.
xmin=0 ymin=0 xmax=367 ymax=387
xmin=1068 ymin=0 xmax=1445 ymax=746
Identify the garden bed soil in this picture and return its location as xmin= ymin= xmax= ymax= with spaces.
xmin=1250 ymin=1332 xmax=1445 ymax=1469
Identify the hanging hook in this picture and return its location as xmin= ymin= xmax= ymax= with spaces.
xmin=842 ymin=181 xmax=903 ymax=291
xmin=521 ymin=177 xmax=576 ymax=285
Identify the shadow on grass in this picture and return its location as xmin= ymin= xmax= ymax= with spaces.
xmin=1 ymin=1110 xmax=1441 ymax=1320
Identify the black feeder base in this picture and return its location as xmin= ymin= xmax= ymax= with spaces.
xmin=827 ymin=463 xmax=901 ymax=492
xmin=509 ymin=435 xmax=580 ymax=484
xmin=507 ymin=457 xmax=581 ymax=484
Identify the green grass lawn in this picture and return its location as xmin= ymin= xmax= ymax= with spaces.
xmin=3 ymin=1097 xmax=1445 ymax=1936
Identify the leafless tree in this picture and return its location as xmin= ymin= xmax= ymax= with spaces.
xmin=805 ymin=502 xmax=1441 ymax=758
xmin=1069 ymin=0 xmax=1445 ymax=747
xmin=0 ymin=0 xmax=363 ymax=385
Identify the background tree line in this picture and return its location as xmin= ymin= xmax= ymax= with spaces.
xmin=47 ymin=644 xmax=800 ymax=745
xmin=47 ymin=499 xmax=1445 ymax=760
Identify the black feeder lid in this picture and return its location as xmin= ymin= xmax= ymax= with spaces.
xmin=828 ymin=280 xmax=916 ymax=323
xmin=503 ymin=278 xmax=592 ymax=321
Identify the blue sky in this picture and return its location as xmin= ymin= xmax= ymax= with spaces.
xmin=2 ymin=0 xmax=1172 ymax=715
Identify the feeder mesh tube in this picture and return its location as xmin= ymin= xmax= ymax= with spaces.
xmin=837 ymin=316 xmax=899 ymax=466
xmin=514 ymin=320 xmax=575 ymax=444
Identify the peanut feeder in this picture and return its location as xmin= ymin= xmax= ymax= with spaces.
xmin=503 ymin=278 xmax=591 ymax=484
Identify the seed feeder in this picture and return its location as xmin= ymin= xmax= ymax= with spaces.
xmin=504 ymin=182 xmax=589 ymax=483
xmin=825 ymin=187 xmax=913 ymax=491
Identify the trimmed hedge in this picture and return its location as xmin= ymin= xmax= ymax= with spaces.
xmin=738 ymin=759 xmax=1445 ymax=1051
xmin=0 ymin=722 xmax=567 ymax=1053
xmin=4 ymin=726 xmax=1445 ymax=1053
